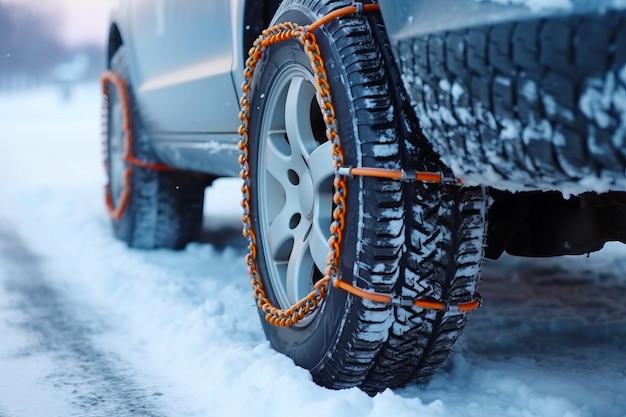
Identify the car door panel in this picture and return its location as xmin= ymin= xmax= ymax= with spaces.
xmin=128 ymin=0 xmax=239 ymax=134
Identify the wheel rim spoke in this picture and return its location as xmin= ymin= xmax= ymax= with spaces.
xmin=285 ymin=76 xmax=318 ymax=158
xmin=286 ymin=224 xmax=314 ymax=303
xmin=309 ymin=220 xmax=329 ymax=273
xmin=265 ymin=132 xmax=298 ymax=190
xmin=268 ymin=206 xmax=298 ymax=262
xmin=307 ymin=141 xmax=333 ymax=189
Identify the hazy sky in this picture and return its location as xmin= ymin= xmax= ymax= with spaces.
xmin=59 ymin=0 xmax=113 ymax=46
xmin=5 ymin=0 xmax=113 ymax=47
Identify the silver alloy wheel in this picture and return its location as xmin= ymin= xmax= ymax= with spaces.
xmin=108 ymin=93 xmax=124 ymax=207
xmin=257 ymin=66 xmax=334 ymax=310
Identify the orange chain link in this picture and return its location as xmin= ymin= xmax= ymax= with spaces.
xmin=238 ymin=20 xmax=335 ymax=327
xmin=101 ymin=70 xmax=173 ymax=220
xmin=238 ymin=4 xmax=481 ymax=327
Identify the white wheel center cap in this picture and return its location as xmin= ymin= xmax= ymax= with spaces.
xmin=299 ymin=171 xmax=314 ymax=218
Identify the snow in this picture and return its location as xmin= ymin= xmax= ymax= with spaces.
xmin=0 ymin=86 xmax=626 ymax=416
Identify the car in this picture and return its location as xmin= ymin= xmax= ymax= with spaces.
xmin=102 ymin=0 xmax=626 ymax=394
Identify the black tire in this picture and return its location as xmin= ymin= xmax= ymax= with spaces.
xmin=247 ymin=0 xmax=487 ymax=393
xmin=364 ymin=15 xmax=488 ymax=391
xmin=396 ymin=10 xmax=626 ymax=191
xmin=361 ymin=186 xmax=487 ymax=391
xmin=106 ymin=46 xmax=208 ymax=249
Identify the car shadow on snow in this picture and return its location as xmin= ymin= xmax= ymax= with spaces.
xmin=461 ymin=254 xmax=626 ymax=367
xmin=196 ymin=215 xmax=247 ymax=252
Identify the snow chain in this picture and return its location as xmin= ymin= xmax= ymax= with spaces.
xmin=101 ymin=70 xmax=173 ymax=220
xmin=239 ymin=3 xmax=481 ymax=327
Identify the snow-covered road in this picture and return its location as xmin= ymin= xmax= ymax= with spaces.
xmin=0 ymin=86 xmax=625 ymax=417
xmin=0 ymin=222 xmax=169 ymax=416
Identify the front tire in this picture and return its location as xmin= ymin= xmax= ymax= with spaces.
xmin=246 ymin=0 xmax=487 ymax=393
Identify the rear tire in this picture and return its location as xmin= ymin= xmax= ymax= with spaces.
xmin=247 ymin=0 xmax=487 ymax=393
xmin=105 ymin=46 xmax=208 ymax=249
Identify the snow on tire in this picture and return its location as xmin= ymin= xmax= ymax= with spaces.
xmin=396 ymin=11 xmax=626 ymax=194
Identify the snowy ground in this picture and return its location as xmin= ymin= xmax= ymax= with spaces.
xmin=0 ymin=86 xmax=625 ymax=417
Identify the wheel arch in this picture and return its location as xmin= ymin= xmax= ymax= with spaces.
xmin=107 ymin=23 xmax=124 ymax=68
xmin=241 ymin=0 xmax=282 ymax=62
